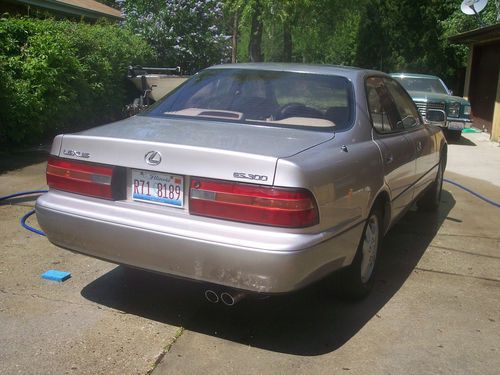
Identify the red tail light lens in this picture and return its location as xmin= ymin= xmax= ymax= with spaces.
xmin=47 ymin=157 xmax=115 ymax=199
xmin=189 ymin=178 xmax=319 ymax=228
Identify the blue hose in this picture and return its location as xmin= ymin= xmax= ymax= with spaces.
xmin=20 ymin=209 xmax=46 ymax=236
xmin=0 ymin=190 xmax=48 ymax=201
xmin=444 ymin=179 xmax=499 ymax=208
xmin=0 ymin=190 xmax=48 ymax=236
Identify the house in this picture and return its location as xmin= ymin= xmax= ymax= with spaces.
xmin=1 ymin=0 xmax=123 ymax=22
xmin=449 ymin=23 xmax=500 ymax=142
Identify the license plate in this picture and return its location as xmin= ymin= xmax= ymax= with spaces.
xmin=131 ymin=169 xmax=184 ymax=207
xmin=448 ymin=121 xmax=465 ymax=131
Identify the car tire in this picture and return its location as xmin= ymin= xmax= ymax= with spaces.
xmin=417 ymin=153 xmax=445 ymax=212
xmin=336 ymin=205 xmax=382 ymax=300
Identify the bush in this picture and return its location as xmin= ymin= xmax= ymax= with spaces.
xmin=0 ymin=17 xmax=154 ymax=147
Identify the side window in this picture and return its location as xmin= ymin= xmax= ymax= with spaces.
xmin=384 ymin=78 xmax=421 ymax=130
xmin=366 ymin=77 xmax=401 ymax=133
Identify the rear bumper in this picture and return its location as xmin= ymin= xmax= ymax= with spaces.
xmin=36 ymin=191 xmax=363 ymax=293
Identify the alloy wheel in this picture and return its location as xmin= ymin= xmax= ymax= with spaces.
xmin=360 ymin=214 xmax=379 ymax=283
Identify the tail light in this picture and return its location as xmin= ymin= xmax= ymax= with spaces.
xmin=189 ymin=178 xmax=318 ymax=228
xmin=46 ymin=157 xmax=120 ymax=200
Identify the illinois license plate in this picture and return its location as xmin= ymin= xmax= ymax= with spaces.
xmin=131 ymin=169 xmax=184 ymax=207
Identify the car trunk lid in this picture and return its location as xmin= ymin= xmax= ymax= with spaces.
xmin=54 ymin=115 xmax=333 ymax=185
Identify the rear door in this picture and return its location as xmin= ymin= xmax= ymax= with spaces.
xmin=366 ymin=77 xmax=416 ymax=219
xmin=384 ymin=78 xmax=439 ymax=197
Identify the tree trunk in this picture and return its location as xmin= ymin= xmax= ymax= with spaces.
xmin=248 ymin=1 xmax=263 ymax=62
xmin=232 ymin=12 xmax=238 ymax=63
xmin=283 ymin=21 xmax=292 ymax=62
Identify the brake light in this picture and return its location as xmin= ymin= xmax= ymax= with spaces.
xmin=189 ymin=178 xmax=318 ymax=228
xmin=46 ymin=157 xmax=115 ymax=199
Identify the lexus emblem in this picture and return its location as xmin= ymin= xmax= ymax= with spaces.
xmin=145 ymin=151 xmax=162 ymax=166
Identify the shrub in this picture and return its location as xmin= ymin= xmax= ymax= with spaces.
xmin=0 ymin=17 xmax=154 ymax=147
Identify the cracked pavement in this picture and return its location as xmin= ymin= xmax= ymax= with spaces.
xmin=1 ymin=132 xmax=499 ymax=374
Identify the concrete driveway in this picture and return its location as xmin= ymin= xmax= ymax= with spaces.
xmin=0 ymin=133 xmax=499 ymax=375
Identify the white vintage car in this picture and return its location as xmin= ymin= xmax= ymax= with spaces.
xmin=391 ymin=73 xmax=473 ymax=141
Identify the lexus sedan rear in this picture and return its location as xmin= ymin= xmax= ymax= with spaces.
xmin=36 ymin=63 xmax=447 ymax=300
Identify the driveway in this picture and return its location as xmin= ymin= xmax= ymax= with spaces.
xmin=0 ymin=133 xmax=499 ymax=375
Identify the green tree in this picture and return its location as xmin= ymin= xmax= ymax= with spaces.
xmin=355 ymin=0 xmax=491 ymax=91
xmin=118 ymin=0 xmax=229 ymax=73
xmin=290 ymin=0 xmax=365 ymax=65
xmin=226 ymin=0 xmax=365 ymax=65
xmin=224 ymin=0 xmax=264 ymax=62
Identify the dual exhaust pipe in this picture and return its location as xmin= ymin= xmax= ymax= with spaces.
xmin=204 ymin=289 xmax=246 ymax=306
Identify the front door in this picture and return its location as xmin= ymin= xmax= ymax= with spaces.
xmin=384 ymin=78 xmax=440 ymax=197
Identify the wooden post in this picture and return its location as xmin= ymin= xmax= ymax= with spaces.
xmin=490 ymin=71 xmax=500 ymax=142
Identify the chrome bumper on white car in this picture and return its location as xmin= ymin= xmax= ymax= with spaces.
xmin=36 ymin=191 xmax=363 ymax=293
xmin=446 ymin=119 xmax=472 ymax=131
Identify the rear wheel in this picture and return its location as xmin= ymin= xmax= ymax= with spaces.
xmin=417 ymin=153 xmax=445 ymax=212
xmin=337 ymin=206 xmax=382 ymax=300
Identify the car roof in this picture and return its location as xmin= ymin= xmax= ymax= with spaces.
xmin=207 ymin=63 xmax=385 ymax=81
xmin=390 ymin=72 xmax=440 ymax=79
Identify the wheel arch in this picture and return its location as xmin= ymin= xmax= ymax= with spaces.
xmin=371 ymin=190 xmax=391 ymax=236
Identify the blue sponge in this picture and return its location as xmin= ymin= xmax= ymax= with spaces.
xmin=41 ymin=270 xmax=71 ymax=282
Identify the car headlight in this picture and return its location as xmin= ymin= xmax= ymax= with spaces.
xmin=448 ymin=102 xmax=460 ymax=117
xmin=463 ymin=105 xmax=471 ymax=116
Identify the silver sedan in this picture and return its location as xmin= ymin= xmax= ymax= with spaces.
xmin=36 ymin=63 xmax=446 ymax=303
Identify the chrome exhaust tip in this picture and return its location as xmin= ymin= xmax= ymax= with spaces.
xmin=204 ymin=289 xmax=219 ymax=303
xmin=220 ymin=291 xmax=246 ymax=306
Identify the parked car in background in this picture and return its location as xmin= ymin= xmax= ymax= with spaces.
xmin=390 ymin=73 xmax=472 ymax=140
xmin=36 ymin=64 xmax=447 ymax=305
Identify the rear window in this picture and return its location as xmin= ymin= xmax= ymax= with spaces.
xmin=145 ymin=69 xmax=353 ymax=130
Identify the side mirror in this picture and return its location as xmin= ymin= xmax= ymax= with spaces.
xmin=449 ymin=90 xmax=453 ymax=96
xmin=402 ymin=115 xmax=417 ymax=128
xmin=426 ymin=109 xmax=446 ymax=126
xmin=396 ymin=115 xmax=418 ymax=129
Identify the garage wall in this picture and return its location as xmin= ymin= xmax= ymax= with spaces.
xmin=468 ymin=41 xmax=500 ymax=134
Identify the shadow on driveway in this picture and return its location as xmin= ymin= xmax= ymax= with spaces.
xmin=81 ymin=191 xmax=455 ymax=356
xmin=443 ymin=131 xmax=477 ymax=146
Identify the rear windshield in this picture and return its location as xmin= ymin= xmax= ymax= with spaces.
xmin=393 ymin=76 xmax=448 ymax=95
xmin=145 ymin=69 xmax=353 ymax=130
